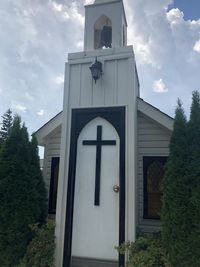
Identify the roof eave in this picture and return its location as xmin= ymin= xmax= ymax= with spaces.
xmin=137 ymin=97 xmax=174 ymax=132
xmin=35 ymin=111 xmax=63 ymax=146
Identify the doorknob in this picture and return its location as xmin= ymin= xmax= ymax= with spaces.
xmin=113 ymin=185 xmax=120 ymax=193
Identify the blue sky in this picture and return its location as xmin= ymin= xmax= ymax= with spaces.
xmin=170 ymin=0 xmax=200 ymax=20
xmin=0 ymin=0 xmax=200 ymax=137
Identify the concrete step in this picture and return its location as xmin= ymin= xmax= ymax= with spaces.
xmin=71 ymin=257 xmax=118 ymax=267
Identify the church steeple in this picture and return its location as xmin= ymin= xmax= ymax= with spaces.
xmin=84 ymin=0 xmax=127 ymax=51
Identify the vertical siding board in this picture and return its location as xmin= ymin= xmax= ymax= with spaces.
xmin=115 ymin=60 xmax=118 ymax=104
xmin=69 ymin=65 xmax=81 ymax=107
xmin=79 ymin=65 xmax=82 ymax=107
xmin=80 ymin=63 xmax=93 ymax=107
xmin=104 ymin=60 xmax=116 ymax=105
xmin=117 ymin=58 xmax=130 ymax=105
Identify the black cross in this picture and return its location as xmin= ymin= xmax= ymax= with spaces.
xmin=83 ymin=125 xmax=116 ymax=206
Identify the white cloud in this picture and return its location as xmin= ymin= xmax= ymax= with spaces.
xmin=125 ymin=0 xmax=175 ymax=69
xmin=37 ymin=109 xmax=44 ymax=116
xmin=11 ymin=102 xmax=27 ymax=113
xmin=84 ymin=0 xmax=94 ymax=4
xmin=153 ymin=79 xmax=168 ymax=93
xmin=51 ymin=2 xmax=63 ymax=12
xmin=135 ymin=42 xmax=157 ymax=67
xmin=193 ymin=40 xmax=200 ymax=53
xmin=25 ymin=92 xmax=34 ymax=101
xmin=62 ymin=11 xmax=70 ymax=21
xmin=70 ymin=3 xmax=84 ymax=27
xmin=166 ymin=8 xmax=184 ymax=24
xmin=55 ymin=74 xmax=64 ymax=84
xmin=76 ymin=41 xmax=83 ymax=49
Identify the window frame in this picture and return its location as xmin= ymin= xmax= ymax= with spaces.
xmin=48 ymin=157 xmax=60 ymax=214
xmin=143 ymin=156 xmax=167 ymax=220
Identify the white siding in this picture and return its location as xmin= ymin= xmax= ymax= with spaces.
xmin=137 ymin=112 xmax=171 ymax=233
xmin=42 ymin=126 xmax=61 ymax=198
xmin=67 ymin=55 xmax=138 ymax=108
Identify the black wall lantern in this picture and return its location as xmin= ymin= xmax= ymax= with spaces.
xmin=89 ymin=57 xmax=102 ymax=84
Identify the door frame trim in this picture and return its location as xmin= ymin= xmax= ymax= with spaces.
xmin=63 ymin=106 xmax=126 ymax=267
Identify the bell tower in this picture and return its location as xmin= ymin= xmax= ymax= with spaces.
xmin=84 ymin=0 xmax=127 ymax=51
xmin=55 ymin=1 xmax=139 ymax=266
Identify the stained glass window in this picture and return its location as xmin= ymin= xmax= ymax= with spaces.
xmin=143 ymin=157 xmax=167 ymax=219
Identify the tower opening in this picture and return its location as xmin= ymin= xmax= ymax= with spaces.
xmin=94 ymin=15 xmax=112 ymax=49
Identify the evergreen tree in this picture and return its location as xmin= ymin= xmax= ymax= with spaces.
xmin=0 ymin=109 xmax=13 ymax=145
xmin=29 ymin=133 xmax=47 ymax=224
xmin=162 ymin=92 xmax=200 ymax=266
xmin=185 ymin=90 xmax=200 ymax=266
xmin=161 ymin=100 xmax=189 ymax=266
xmin=0 ymin=116 xmax=47 ymax=267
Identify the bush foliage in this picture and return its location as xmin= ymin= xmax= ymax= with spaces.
xmin=118 ymin=234 xmax=171 ymax=267
xmin=16 ymin=220 xmax=55 ymax=267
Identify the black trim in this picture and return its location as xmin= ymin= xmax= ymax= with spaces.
xmin=48 ymin=157 xmax=60 ymax=214
xmin=143 ymin=156 xmax=167 ymax=220
xmin=63 ymin=107 xmax=126 ymax=267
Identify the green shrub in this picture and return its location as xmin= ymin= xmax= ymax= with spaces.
xmin=16 ymin=219 xmax=55 ymax=267
xmin=118 ymin=234 xmax=171 ymax=267
xmin=162 ymin=92 xmax=200 ymax=266
xmin=0 ymin=116 xmax=47 ymax=266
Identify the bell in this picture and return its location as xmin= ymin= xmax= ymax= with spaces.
xmin=101 ymin=26 xmax=112 ymax=48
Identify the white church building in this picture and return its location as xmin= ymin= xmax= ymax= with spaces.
xmin=35 ymin=0 xmax=174 ymax=266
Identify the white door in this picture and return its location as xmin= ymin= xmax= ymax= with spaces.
xmin=71 ymin=117 xmax=120 ymax=260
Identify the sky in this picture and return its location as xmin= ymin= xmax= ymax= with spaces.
xmin=169 ymin=0 xmax=200 ymax=20
xmin=0 ymin=0 xmax=200 ymax=136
